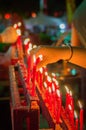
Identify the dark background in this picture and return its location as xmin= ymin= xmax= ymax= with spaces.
xmin=0 ymin=0 xmax=83 ymax=16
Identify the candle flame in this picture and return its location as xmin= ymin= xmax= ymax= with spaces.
xmin=68 ymin=104 xmax=72 ymax=110
xmin=24 ymin=38 xmax=30 ymax=45
xmin=33 ymin=55 xmax=36 ymax=63
xmin=65 ymin=85 xmax=69 ymax=93
xmin=38 ymin=54 xmax=43 ymax=61
xmin=52 ymin=78 xmax=58 ymax=85
xmin=39 ymin=67 xmax=43 ymax=73
xmin=78 ymin=100 xmax=83 ymax=109
xmin=44 ymin=82 xmax=47 ymax=88
xmin=33 ymin=45 xmax=37 ymax=48
xmin=16 ymin=29 xmax=21 ymax=36
xmin=52 ymin=83 xmax=55 ymax=92
xmin=47 ymin=76 xmax=52 ymax=82
xmin=56 ymin=89 xmax=61 ymax=97
xmin=28 ymin=43 xmax=32 ymax=52
xmin=49 ymin=87 xmax=51 ymax=93
xmin=13 ymin=24 xmax=17 ymax=29
xmin=44 ymin=72 xmax=48 ymax=76
xmin=18 ymin=22 xmax=22 ymax=27
xmin=52 ymin=73 xmax=56 ymax=77
xmin=74 ymin=110 xmax=78 ymax=119
xmin=70 ymin=91 xmax=72 ymax=96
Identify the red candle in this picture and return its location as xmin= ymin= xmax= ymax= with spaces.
xmin=44 ymin=81 xmax=49 ymax=103
xmin=39 ymin=67 xmax=43 ymax=90
xmin=65 ymin=85 xmax=70 ymax=113
xmin=31 ymin=55 xmax=36 ymax=96
xmin=69 ymin=91 xmax=74 ymax=111
xmin=16 ymin=29 xmax=23 ymax=59
xmin=74 ymin=111 xmax=78 ymax=130
xmin=48 ymin=87 xmax=53 ymax=111
xmin=78 ymin=101 xmax=84 ymax=130
xmin=56 ymin=89 xmax=62 ymax=123
xmin=24 ymin=38 xmax=30 ymax=54
xmin=52 ymin=78 xmax=59 ymax=89
xmin=27 ymin=43 xmax=33 ymax=88
xmin=27 ymin=53 xmax=31 ymax=87
xmin=68 ymin=104 xmax=74 ymax=128
xmin=46 ymin=76 xmax=52 ymax=88
xmin=52 ymin=83 xmax=57 ymax=118
xmin=51 ymin=73 xmax=57 ymax=79
xmin=80 ymin=109 xmax=84 ymax=130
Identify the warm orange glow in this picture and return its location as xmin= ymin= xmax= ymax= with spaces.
xmin=31 ymin=12 xmax=37 ymax=18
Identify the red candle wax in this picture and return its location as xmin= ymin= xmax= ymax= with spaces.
xmin=78 ymin=101 xmax=84 ymax=130
xmin=74 ymin=111 xmax=78 ymax=130
xmin=80 ymin=109 xmax=84 ymax=130
xmin=56 ymin=89 xmax=62 ymax=123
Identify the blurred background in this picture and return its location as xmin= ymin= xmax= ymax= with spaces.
xmin=0 ymin=0 xmax=85 ymax=130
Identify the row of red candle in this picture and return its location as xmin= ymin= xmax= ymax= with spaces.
xmin=14 ymin=26 xmax=84 ymax=130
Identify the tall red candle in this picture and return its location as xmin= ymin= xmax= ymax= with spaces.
xmin=56 ymin=89 xmax=62 ymax=123
xmin=39 ymin=67 xmax=43 ymax=90
xmin=74 ymin=111 xmax=78 ymax=130
xmin=52 ymin=83 xmax=57 ymax=119
xmin=68 ymin=104 xmax=74 ymax=128
xmin=31 ymin=55 xmax=36 ymax=96
xmin=24 ymin=38 xmax=30 ymax=54
xmin=65 ymin=85 xmax=70 ymax=113
xmin=78 ymin=101 xmax=84 ymax=130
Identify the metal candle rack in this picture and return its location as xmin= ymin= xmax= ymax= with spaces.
xmin=9 ymin=65 xmax=39 ymax=130
xmin=9 ymin=60 xmax=72 ymax=130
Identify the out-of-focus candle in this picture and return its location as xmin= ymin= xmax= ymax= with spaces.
xmin=31 ymin=55 xmax=36 ymax=96
xmin=56 ymin=89 xmax=62 ymax=123
xmin=16 ymin=29 xmax=23 ymax=59
xmin=39 ymin=67 xmax=43 ymax=90
xmin=44 ymin=81 xmax=49 ymax=103
xmin=65 ymin=85 xmax=70 ymax=112
xmin=52 ymin=83 xmax=57 ymax=118
xmin=46 ymin=76 xmax=52 ymax=88
xmin=68 ymin=104 xmax=74 ymax=128
xmin=23 ymin=38 xmax=30 ymax=54
xmin=51 ymin=73 xmax=57 ymax=79
xmin=52 ymin=78 xmax=59 ymax=89
xmin=69 ymin=91 xmax=74 ymax=111
xmin=74 ymin=110 xmax=78 ymax=130
xmin=78 ymin=101 xmax=84 ymax=130
xmin=48 ymin=87 xmax=53 ymax=110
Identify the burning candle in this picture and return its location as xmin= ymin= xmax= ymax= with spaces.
xmin=52 ymin=83 xmax=57 ymax=118
xmin=69 ymin=91 xmax=74 ymax=111
xmin=65 ymin=85 xmax=70 ymax=112
xmin=46 ymin=76 xmax=52 ymax=88
xmin=44 ymin=81 xmax=49 ymax=103
xmin=39 ymin=67 xmax=43 ymax=90
xmin=74 ymin=110 xmax=78 ymax=130
xmin=56 ymin=89 xmax=62 ymax=123
xmin=27 ymin=43 xmax=33 ymax=87
xmin=78 ymin=101 xmax=84 ymax=130
xmin=23 ymin=38 xmax=30 ymax=54
xmin=48 ymin=87 xmax=53 ymax=111
xmin=31 ymin=55 xmax=37 ymax=96
xmin=16 ymin=29 xmax=23 ymax=59
xmin=51 ymin=73 xmax=57 ymax=79
xmin=52 ymin=78 xmax=59 ymax=89
xmin=68 ymin=104 xmax=74 ymax=128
